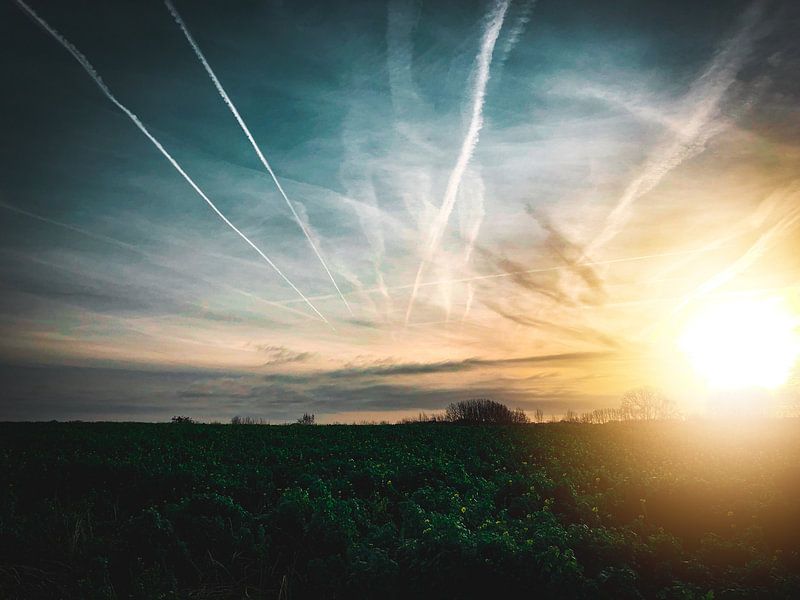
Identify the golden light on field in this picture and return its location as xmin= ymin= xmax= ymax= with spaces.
xmin=678 ymin=296 xmax=800 ymax=390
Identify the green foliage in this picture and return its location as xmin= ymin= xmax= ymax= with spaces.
xmin=1 ymin=421 xmax=799 ymax=598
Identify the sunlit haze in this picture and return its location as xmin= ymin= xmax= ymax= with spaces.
xmin=679 ymin=295 xmax=800 ymax=390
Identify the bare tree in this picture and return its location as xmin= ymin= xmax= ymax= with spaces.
xmin=581 ymin=408 xmax=623 ymax=424
xmin=445 ymin=399 xmax=529 ymax=424
xmin=534 ymin=408 xmax=544 ymax=423
xmin=620 ymin=386 xmax=677 ymax=421
xmin=562 ymin=409 xmax=579 ymax=423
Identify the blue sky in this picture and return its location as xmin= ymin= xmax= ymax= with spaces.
xmin=1 ymin=0 xmax=798 ymax=421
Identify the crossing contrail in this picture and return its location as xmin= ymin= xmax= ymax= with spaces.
xmin=14 ymin=0 xmax=330 ymax=326
xmin=276 ymin=243 xmax=718 ymax=309
xmin=585 ymin=0 xmax=764 ymax=257
xmin=164 ymin=0 xmax=353 ymax=316
xmin=0 ymin=199 xmax=323 ymax=323
xmin=674 ymin=188 xmax=800 ymax=314
xmin=404 ymin=0 xmax=509 ymax=325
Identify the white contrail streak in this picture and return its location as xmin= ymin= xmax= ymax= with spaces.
xmin=674 ymin=191 xmax=800 ymax=313
xmin=407 ymin=283 xmax=800 ymax=334
xmin=457 ymin=1 xmax=534 ymax=276
xmin=14 ymin=0 xmax=330 ymax=326
xmin=278 ymin=243 xmax=718 ymax=307
xmin=404 ymin=0 xmax=509 ymax=325
xmin=164 ymin=0 xmax=353 ymax=316
xmin=0 ymin=199 xmax=321 ymax=322
xmin=585 ymin=0 xmax=764 ymax=256
xmin=461 ymin=282 xmax=475 ymax=322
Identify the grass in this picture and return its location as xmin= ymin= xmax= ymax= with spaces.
xmin=1 ymin=420 xmax=799 ymax=598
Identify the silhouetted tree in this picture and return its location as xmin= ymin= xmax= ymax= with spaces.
xmin=585 ymin=408 xmax=621 ymax=424
xmin=445 ymin=399 xmax=529 ymax=424
xmin=230 ymin=416 xmax=268 ymax=425
xmin=620 ymin=386 xmax=677 ymax=421
xmin=562 ymin=409 xmax=579 ymax=423
xmin=534 ymin=408 xmax=545 ymax=423
xmin=170 ymin=415 xmax=194 ymax=424
xmin=399 ymin=412 xmax=447 ymax=424
xmin=296 ymin=413 xmax=316 ymax=425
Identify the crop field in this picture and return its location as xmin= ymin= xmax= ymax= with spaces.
xmin=1 ymin=421 xmax=799 ymax=599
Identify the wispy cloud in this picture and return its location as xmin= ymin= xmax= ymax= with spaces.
xmin=497 ymin=0 xmax=535 ymax=69
xmin=676 ymin=182 xmax=800 ymax=311
xmin=164 ymin=0 xmax=353 ymax=316
xmin=405 ymin=0 xmax=510 ymax=324
xmin=476 ymin=245 xmax=572 ymax=305
xmin=0 ymin=199 xmax=319 ymax=323
xmin=250 ymin=344 xmax=313 ymax=366
xmin=586 ymin=0 xmax=766 ymax=256
xmin=527 ymin=205 xmax=607 ymax=305
xmin=13 ymin=0 xmax=331 ymax=325
xmin=481 ymin=299 xmax=619 ymax=349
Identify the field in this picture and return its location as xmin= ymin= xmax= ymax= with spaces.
xmin=1 ymin=421 xmax=799 ymax=599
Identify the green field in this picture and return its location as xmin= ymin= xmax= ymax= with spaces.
xmin=1 ymin=421 xmax=799 ymax=599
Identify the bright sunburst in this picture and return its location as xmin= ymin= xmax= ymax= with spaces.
xmin=678 ymin=296 xmax=800 ymax=390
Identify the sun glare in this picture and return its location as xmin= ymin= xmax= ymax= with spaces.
xmin=678 ymin=296 xmax=800 ymax=390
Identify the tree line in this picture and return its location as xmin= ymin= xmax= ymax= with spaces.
xmin=558 ymin=386 xmax=678 ymax=423
xmin=172 ymin=386 xmax=678 ymax=426
xmin=403 ymin=386 xmax=678 ymax=425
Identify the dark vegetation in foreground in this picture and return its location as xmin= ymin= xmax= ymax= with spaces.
xmin=2 ymin=420 xmax=799 ymax=599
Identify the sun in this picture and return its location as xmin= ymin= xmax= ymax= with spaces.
xmin=678 ymin=295 xmax=800 ymax=390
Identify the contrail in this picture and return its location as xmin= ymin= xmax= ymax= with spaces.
xmin=459 ymin=0 xmax=535 ymax=274
xmin=585 ymin=0 xmax=764 ymax=256
xmin=14 ymin=0 xmax=330 ymax=326
xmin=498 ymin=0 xmax=535 ymax=68
xmin=0 ymin=199 xmax=321 ymax=322
xmin=408 ymin=285 xmax=800 ymax=332
xmin=405 ymin=0 xmax=509 ymax=325
xmin=278 ymin=244 xmax=717 ymax=307
xmin=461 ymin=282 xmax=476 ymax=322
xmin=164 ymin=0 xmax=353 ymax=316
xmin=674 ymin=190 xmax=800 ymax=313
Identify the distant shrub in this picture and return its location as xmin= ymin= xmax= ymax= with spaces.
xmin=445 ymin=398 xmax=529 ymax=424
xmin=170 ymin=415 xmax=195 ymax=424
xmin=399 ymin=412 xmax=447 ymax=424
xmin=230 ymin=415 xmax=268 ymax=425
xmin=296 ymin=413 xmax=316 ymax=425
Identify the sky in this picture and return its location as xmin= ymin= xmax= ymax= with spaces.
xmin=1 ymin=0 xmax=799 ymax=422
